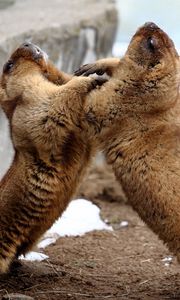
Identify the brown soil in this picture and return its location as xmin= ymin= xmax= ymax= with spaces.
xmin=0 ymin=160 xmax=180 ymax=300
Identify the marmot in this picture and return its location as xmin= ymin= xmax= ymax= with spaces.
xmin=75 ymin=22 xmax=180 ymax=260
xmin=0 ymin=42 xmax=103 ymax=273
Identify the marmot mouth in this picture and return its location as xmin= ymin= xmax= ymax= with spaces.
xmin=132 ymin=22 xmax=175 ymax=51
xmin=22 ymin=42 xmax=49 ymax=61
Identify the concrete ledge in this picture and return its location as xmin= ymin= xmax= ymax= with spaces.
xmin=0 ymin=0 xmax=118 ymax=71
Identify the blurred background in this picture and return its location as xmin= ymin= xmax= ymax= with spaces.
xmin=114 ymin=0 xmax=180 ymax=56
xmin=0 ymin=0 xmax=180 ymax=178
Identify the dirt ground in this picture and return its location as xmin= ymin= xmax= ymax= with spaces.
xmin=0 ymin=161 xmax=180 ymax=300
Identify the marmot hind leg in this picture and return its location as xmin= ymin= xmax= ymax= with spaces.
xmin=0 ymin=253 xmax=16 ymax=274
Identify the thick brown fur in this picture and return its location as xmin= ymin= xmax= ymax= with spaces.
xmin=75 ymin=22 xmax=180 ymax=260
xmin=0 ymin=43 xmax=102 ymax=274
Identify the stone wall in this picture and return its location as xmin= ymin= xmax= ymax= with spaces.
xmin=0 ymin=0 xmax=118 ymax=178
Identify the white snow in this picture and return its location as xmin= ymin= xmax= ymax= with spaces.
xmin=43 ymin=199 xmax=112 ymax=238
xmin=162 ymin=256 xmax=173 ymax=267
xmin=19 ymin=251 xmax=49 ymax=262
xmin=162 ymin=256 xmax=173 ymax=262
xmin=20 ymin=199 xmax=112 ymax=262
xmin=119 ymin=221 xmax=129 ymax=228
xmin=38 ymin=237 xmax=57 ymax=249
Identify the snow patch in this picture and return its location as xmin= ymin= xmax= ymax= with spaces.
xmin=119 ymin=221 xmax=128 ymax=228
xmin=21 ymin=199 xmax=112 ymax=261
xmin=38 ymin=237 xmax=57 ymax=249
xmin=162 ymin=256 xmax=173 ymax=267
xmin=19 ymin=252 xmax=49 ymax=262
xmin=43 ymin=199 xmax=112 ymax=239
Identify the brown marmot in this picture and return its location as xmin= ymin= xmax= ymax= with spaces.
xmin=0 ymin=42 xmax=103 ymax=273
xmin=75 ymin=22 xmax=180 ymax=260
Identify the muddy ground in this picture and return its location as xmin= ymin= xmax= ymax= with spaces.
xmin=0 ymin=162 xmax=179 ymax=300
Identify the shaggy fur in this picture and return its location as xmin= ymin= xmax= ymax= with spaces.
xmin=0 ymin=43 xmax=102 ymax=273
xmin=76 ymin=22 xmax=180 ymax=260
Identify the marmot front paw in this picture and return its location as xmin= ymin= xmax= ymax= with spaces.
xmin=74 ymin=63 xmax=105 ymax=77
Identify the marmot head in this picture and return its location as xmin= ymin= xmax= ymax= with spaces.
xmin=118 ymin=22 xmax=180 ymax=114
xmin=1 ymin=42 xmax=49 ymax=88
xmin=0 ymin=43 xmax=50 ymax=118
xmin=127 ymin=22 xmax=178 ymax=69
xmin=0 ymin=43 xmax=64 ymax=119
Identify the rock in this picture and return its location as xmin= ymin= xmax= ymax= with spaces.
xmin=2 ymin=293 xmax=34 ymax=300
xmin=0 ymin=0 xmax=118 ymax=71
xmin=0 ymin=0 xmax=118 ymax=178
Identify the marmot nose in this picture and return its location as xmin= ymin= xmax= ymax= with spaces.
xmin=23 ymin=42 xmax=32 ymax=48
xmin=143 ymin=22 xmax=159 ymax=29
xmin=21 ymin=42 xmax=42 ymax=56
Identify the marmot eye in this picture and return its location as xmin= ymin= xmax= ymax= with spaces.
xmin=147 ymin=37 xmax=155 ymax=52
xmin=3 ymin=60 xmax=14 ymax=73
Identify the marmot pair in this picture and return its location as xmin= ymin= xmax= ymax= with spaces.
xmin=0 ymin=22 xmax=179 ymax=273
